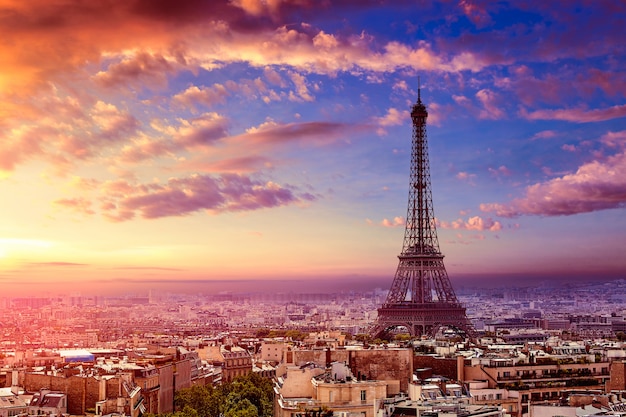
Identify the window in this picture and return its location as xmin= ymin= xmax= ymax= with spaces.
xmin=361 ymin=390 xmax=367 ymax=402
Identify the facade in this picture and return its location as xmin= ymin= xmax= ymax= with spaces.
xmin=376 ymin=379 xmax=505 ymax=417
xmin=462 ymin=356 xmax=611 ymax=417
xmin=279 ymin=346 xmax=412 ymax=394
xmin=29 ymin=389 xmax=68 ymax=416
xmin=221 ymin=346 xmax=252 ymax=383
xmin=133 ymin=366 xmax=160 ymax=414
xmin=0 ymin=388 xmax=27 ymax=417
xmin=260 ymin=342 xmax=288 ymax=363
xmin=275 ymin=362 xmax=388 ymax=417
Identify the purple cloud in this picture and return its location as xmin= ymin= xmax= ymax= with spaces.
xmin=98 ymin=173 xmax=317 ymax=221
xmin=481 ymin=151 xmax=626 ymax=217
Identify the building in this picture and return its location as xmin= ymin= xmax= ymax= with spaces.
xmin=275 ymin=362 xmax=388 ymax=417
xmin=279 ymin=346 xmax=413 ymax=394
xmin=0 ymin=387 xmax=27 ymax=417
xmin=221 ymin=346 xmax=252 ymax=383
xmin=461 ymin=355 xmax=611 ymax=416
xmin=376 ymin=378 xmax=506 ymax=417
xmin=29 ymin=389 xmax=68 ymax=416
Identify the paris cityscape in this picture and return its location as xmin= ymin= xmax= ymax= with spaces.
xmin=1 ymin=2 xmax=625 ymax=417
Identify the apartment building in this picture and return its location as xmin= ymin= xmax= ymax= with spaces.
xmin=275 ymin=362 xmax=388 ymax=417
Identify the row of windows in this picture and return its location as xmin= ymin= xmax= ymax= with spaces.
xmin=227 ymin=358 xmax=251 ymax=366
xmin=499 ymin=367 xmax=608 ymax=378
xmin=327 ymin=390 xmax=367 ymax=402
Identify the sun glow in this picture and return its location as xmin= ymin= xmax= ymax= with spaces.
xmin=0 ymin=238 xmax=53 ymax=259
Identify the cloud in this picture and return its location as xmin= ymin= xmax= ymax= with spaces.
xmin=94 ymin=52 xmax=181 ymax=90
xmin=456 ymin=171 xmax=476 ymax=185
xmin=376 ymin=108 xmax=408 ymax=127
xmin=26 ymin=262 xmax=88 ymax=267
xmin=380 ymin=217 xmax=404 ymax=227
xmin=476 ymin=89 xmax=504 ymax=120
xmin=149 ymin=112 xmax=229 ymax=149
xmin=375 ymin=107 xmax=409 ymax=135
xmin=530 ymin=130 xmax=558 ymax=140
xmin=177 ymin=155 xmax=272 ymax=174
xmin=521 ymin=104 xmax=626 ymax=123
xmin=459 ymin=0 xmax=493 ymax=28
xmin=238 ymin=120 xmax=350 ymax=146
xmin=488 ymin=165 xmax=512 ymax=178
xmin=94 ymin=173 xmax=316 ymax=221
xmin=288 ymin=71 xmax=314 ymax=102
xmin=54 ymin=197 xmax=96 ymax=216
xmin=0 ymin=98 xmax=141 ymax=174
xmin=480 ymin=151 xmax=626 ymax=217
xmin=0 ymin=0 xmax=493 ymax=99
xmin=438 ymin=216 xmax=502 ymax=231
xmin=601 ymin=130 xmax=626 ymax=148
xmin=172 ymin=84 xmax=231 ymax=109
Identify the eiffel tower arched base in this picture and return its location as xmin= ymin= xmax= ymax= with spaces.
xmin=370 ymin=302 xmax=475 ymax=340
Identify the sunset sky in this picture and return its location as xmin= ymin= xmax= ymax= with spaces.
xmin=1 ymin=0 xmax=625 ymax=296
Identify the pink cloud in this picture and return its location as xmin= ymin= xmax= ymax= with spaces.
xmin=601 ymin=130 xmax=626 ymax=148
xmin=26 ymin=262 xmax=88 ymax=268
xmin=488 ymin=165 xmax=511 ymax=177
xmin=456 ymin=171 xmax=476 ymax=186
xmin=105 ymin=174 xmax=316 ymax=221
xmin=119 ymin=135 xmax=174 ymax=163
xmin=263 ymin=67 xmax=287 ymax=87
xmin=530 ymin=130 xmax=558 ymax=140
xmin=521 ymin=104 xmax=626 ymax=123
xmin=1 ymin=99 xmax=141 ymax=174
xmin=459 ymin=0 xmax=493 ymax=29
xmin=94 ymin=52 xmax=180 ymax=90
xmin=585 ymin=69 xmax=626 ymax=98
xmin=158 ymin=113 xmax=229 ymax=148
xmin=375 ymin=107 xmax=409 ymax=135
xmin=178 ymin=155 xmax=272 ymax=174
xmin=475 ymin=89 xmax=504 ymax=120
xmin=380 ymin=217 xmax=404 ymax=227
xmin=54 ymin=197 xmax=96 ymax=216
xmin=480 ymin=151 xmax=626 ymax=217
xmin=376 ymin=108 xmax=408 ymax=127
xmin=438 ymin=215 xmax=502 ymax=232
xmin=0 ymin=126 xmax=46 ymax=171
xmin=172 ymin=84 xmax=230 ymax=109
xmin=508 ymin=71 xmax=571 ymax=107
xmin=238 ymin=120 xmax=350 ymax=146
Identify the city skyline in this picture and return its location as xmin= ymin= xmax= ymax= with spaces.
xmin=1 ymin=1 xmax=625 ymax=296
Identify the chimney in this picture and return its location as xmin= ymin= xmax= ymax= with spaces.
xmin=457 ymin=355 xmax=465 ymax=382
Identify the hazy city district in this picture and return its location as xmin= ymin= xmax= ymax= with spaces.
xmin=3 ymin=278 xmax=626 ymax=417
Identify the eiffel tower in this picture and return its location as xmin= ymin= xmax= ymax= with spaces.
xmin=370 ymin=86 xmax=474 ymax=340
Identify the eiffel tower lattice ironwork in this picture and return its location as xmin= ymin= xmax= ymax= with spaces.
xmin=370 ymin=88 xmax=474 ymax=340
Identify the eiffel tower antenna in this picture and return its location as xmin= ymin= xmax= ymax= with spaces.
xmin=418 ymin=75 xmax=421 ymax=102
xmin=370 ymin=81 xmax=474 ymax=340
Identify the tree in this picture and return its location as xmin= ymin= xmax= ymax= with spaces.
xmin=224 ymin=398 xmax=258 ymax=417
xmin=299 ymin=407 xmax=333 ymax=417
xmin=170 ymin=372 xmax=274 ymax=417
xmin=175 ymin=384 xmax=224 ymax=417
xmin=255 ymin=328 xmax=271 ymax=338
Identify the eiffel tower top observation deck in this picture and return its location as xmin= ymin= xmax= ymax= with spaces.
xmin=370 ymin=86 xmax=473 ymax=339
